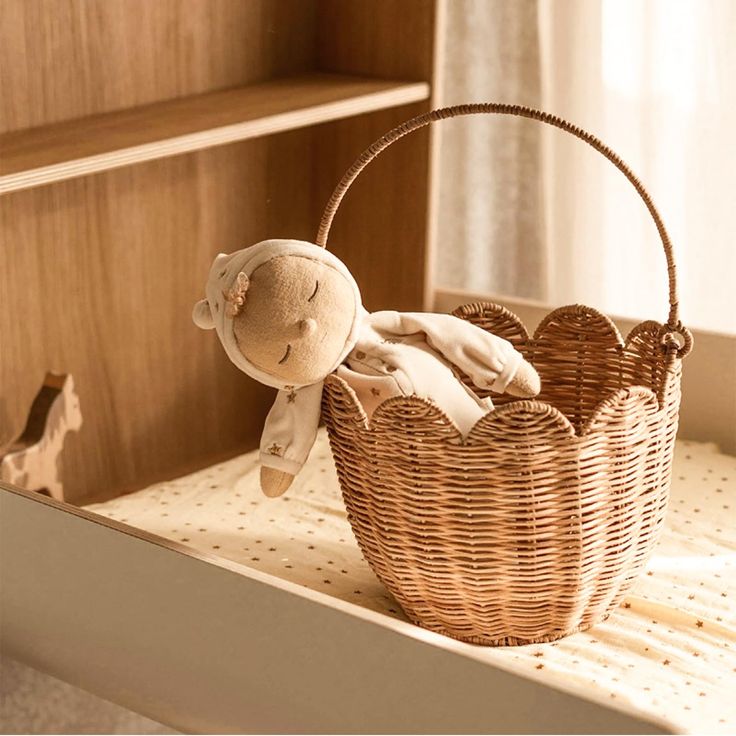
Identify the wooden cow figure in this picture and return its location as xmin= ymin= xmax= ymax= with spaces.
xmin=0 ymin=373 xmax=82 ymax=501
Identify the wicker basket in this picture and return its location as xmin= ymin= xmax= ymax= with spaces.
xmin=318 ymin=105 xmax=693 ymax=646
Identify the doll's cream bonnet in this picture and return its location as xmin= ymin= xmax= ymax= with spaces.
xmin=192 ymin=239 xmax=363 ymax=390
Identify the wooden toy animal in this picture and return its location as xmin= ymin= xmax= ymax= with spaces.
xmin=0 ymin=373 xmax=82 ymax=501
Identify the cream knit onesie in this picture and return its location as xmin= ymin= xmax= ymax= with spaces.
xmin=260 ymin=310 xmax=522 ymax=477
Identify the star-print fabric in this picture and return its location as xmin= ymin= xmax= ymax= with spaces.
xmin=85 ymin=433 xmax=735 ymax=733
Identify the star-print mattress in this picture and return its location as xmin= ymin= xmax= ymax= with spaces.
xmin=85 ymin=431 xmax=736 ymax=733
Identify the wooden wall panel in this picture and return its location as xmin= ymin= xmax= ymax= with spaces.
xmin=310 ymin=105 xmax=433 ymax=312
xmin=316 ymin=0 xmax=436 ymax=79
xmin=0 ymin=130 xmax=315 ymax=503
xmin=0 ymin=0 xmax=316 ymax=133
xmin=0 ymin=0 xmax=441 ymax=501
xmin=312 ymin=0 xmax=439 ymax=311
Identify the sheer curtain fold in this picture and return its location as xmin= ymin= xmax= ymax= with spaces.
xmin=436 ymin=0 xmax=547 ymax=301
xmin=436 ymin=0 xmax=736 ymax=334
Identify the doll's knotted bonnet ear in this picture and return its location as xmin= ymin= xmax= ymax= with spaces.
xmin=192 ymin=298 xmax=215 ymax=330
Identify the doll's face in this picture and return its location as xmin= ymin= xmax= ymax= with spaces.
xmin=233 ymin=255 xmax=357 ymax=385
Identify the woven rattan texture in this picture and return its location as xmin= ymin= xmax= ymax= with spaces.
xmin=322 ymin=303 xmax=682 ymax=645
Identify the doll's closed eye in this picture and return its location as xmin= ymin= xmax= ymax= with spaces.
xmin=308 ymin=280 xmax=320 ymax=301
xmin=278 ymin=344 xmax=292 ymax=364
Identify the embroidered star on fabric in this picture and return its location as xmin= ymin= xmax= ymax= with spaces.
xmin=267 ymin=443 xmax=283 ymax=457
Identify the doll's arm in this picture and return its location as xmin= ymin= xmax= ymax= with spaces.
xmin=369 ymin=311 xmax=539 ymax=396
xmin=259 ymin=381 xmax=323 ymax=497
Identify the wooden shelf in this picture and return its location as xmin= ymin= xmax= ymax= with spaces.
xmin=0 ymin=73 xmax=430 ymax=194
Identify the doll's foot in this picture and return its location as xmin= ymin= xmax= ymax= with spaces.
xmin=506 ymin=361 xmax=541 ymax=398
xmin=260 ymin=466 xmax=295 ymax=497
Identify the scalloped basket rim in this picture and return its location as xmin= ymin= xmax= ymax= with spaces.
xmin=324 ymin=375 xmax=659 ymax=443
xmin=323 ymin=303 xmax=676 ymax=443
xmin=453 ymin=300 xmax=667 ymax=348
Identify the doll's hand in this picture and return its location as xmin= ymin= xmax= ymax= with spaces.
xmin=260 ymin=466 xmax=295 ymax=497
xmin=505 ymin=360 xmax=542 ymax=398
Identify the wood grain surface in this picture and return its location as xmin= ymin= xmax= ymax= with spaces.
xmin=0 ymin=0 xmax=439 ymax=503
xmin=0 ymin=0 xmax=316 ymax=133
xmin=312 ymin=0 xmax=439 ymax=313
xmin=0 ymin=133 xmax=317 ymax=503
xmin=0 ymin=75 xmax=430 ymax=194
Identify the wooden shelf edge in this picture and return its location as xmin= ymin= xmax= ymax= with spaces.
xmin=0 ymin=74 xmax=430 ymax=194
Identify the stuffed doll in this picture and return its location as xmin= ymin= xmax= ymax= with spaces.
xmin=193 ymin=239 xmax=541 ymax=497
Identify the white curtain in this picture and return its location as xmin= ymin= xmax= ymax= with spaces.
xmin=436 ymin=0 xmax=736 ymax=334
xmin=435 ymin=0 xmax=547 ymax=301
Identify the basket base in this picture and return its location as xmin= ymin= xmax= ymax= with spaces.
xmin=406 ymin=615 xmax=607 ymax=647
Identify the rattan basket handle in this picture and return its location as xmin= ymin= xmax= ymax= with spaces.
xmin=316 ymin=103 xmax=691 ymax=355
